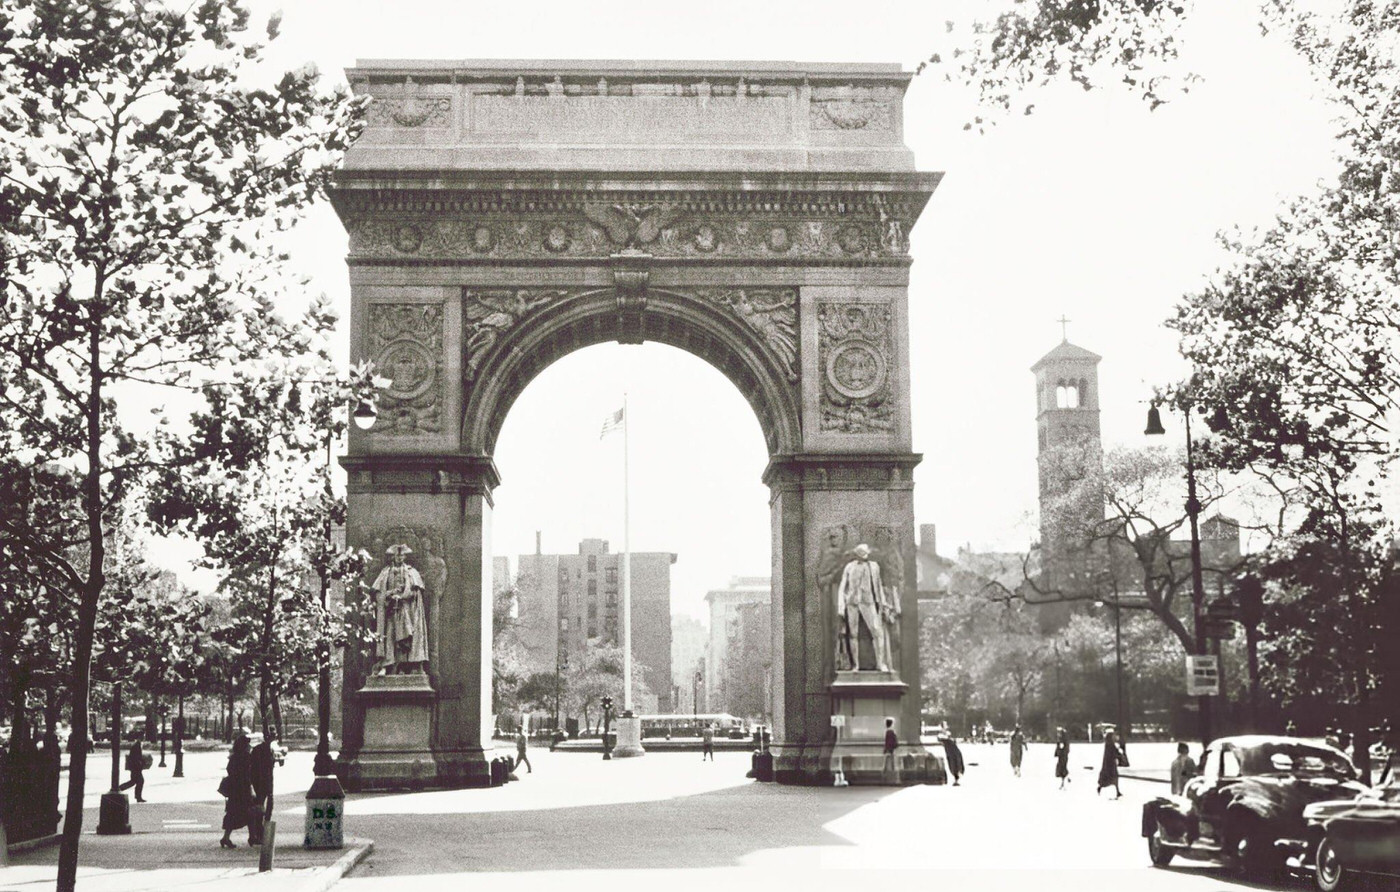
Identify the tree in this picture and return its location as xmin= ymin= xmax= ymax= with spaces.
xmin=0 ymin=3 xmax=362 ymax=885
xmin=564 ymin=641 xmax=653 ymax=733
xmin=149 ymin=364 xmax=371 ymax=740
xmin=926 ymin=0 xmax=1400 ymax=769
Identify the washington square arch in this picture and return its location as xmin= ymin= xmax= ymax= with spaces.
xmin=330 ymin=59 xmax=945 ymax=789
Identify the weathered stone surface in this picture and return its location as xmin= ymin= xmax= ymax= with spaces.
xmin=334 ymin=60 xmax=941 ymax=788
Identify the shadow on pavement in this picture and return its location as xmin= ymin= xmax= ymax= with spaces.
xmin=348 ymin=781 xmax=891 ymax=875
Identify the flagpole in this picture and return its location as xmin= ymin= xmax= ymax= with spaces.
xmin=622 ymin=392 xmax=632 ymax=714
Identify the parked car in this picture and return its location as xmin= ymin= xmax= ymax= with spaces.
xmin=1301 ymin=775 xmax=1400 ymax=891
xmin=1142 ymin=735 xmax=1366 ymax=877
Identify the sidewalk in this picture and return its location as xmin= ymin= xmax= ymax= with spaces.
xmin=1 ymin=823 xmax=370 ymax=892
xmin=1 ymin=751 xmax=371 ymax=892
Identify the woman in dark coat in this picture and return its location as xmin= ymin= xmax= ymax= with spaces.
xmin=219 ymin=734 xmax=256 ymax=848
xmin=1097 ymin=728 xmax=1127 ymax=799
xmin=1054 ymin=727 xmax=1071 ymax=790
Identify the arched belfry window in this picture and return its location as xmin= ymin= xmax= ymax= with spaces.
xmin=1055 ymin=380 xmax=1080 ymax=409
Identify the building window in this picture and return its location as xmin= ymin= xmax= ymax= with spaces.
xmin=1056 ymin=380 xmax=1080 ymax=409
xmin=588 ymin=603 xmax=597 ymax=619
xmin=588 ymin=626 xmax=597 ymax=638
xmin=587 ymin=555 xmax=597 ymax=572
xmin=587 ymin=579 xmax=596 ymax=597
xmin=560 ymin=617 xmax=569 ymax=631
xmin=606 ymin=567 xmax=617 ymax=584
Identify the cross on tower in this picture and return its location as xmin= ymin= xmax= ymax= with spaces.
xmin=1056 ymin=315 xmax=1071 ymax=342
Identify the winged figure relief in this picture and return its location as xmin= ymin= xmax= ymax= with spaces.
xmin=463 ymin=290 xmax=562 ymax=377
xmin=731 ymin=290 xmax=798 ymax=382
xmin=582 ymin=203 xmax=682 ymax=249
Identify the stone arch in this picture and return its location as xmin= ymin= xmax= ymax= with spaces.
xmin=332 ymin=59 xmax=942 ymax=791
xmin=464 ymin=288 xmax=801 ymax=458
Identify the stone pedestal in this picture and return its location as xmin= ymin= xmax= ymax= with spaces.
xmin=826 ymin=671 xmax=943 ymax=785
xmin=612 ymin=715 xmax=645 ymax=758
xmin=339 ymin=673 xmax=438 ymax=791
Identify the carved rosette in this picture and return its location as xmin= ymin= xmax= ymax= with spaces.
xmin=368 ymin=304 xmax=445 ymax=436
xmin=817 ymin=302 xmax=896 ymax=433
xmin=694 ymin=288 xmax=798 ymax=383
xmin=462 ymin=289 xmax=571 ymax=380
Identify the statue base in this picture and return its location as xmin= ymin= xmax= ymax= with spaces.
xmin=612 ymin=715 xmax=645 ymax=758
xmin=772 ymin=671 xmax=944 ymax=786
xmin=339 ymin=673 xmax=449 ymax=792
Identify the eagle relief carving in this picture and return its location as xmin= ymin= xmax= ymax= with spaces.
xmin=582 ymin=203 xmax=684 ymax=250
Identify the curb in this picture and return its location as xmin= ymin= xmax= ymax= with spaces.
xmin=6 ymin=832 xmax=61 ymax=855
xmin=293 ymin=837 xmax=373 ymax=892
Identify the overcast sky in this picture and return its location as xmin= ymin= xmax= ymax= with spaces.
xmin=213 ymin=0 xmax=1339 ymax=621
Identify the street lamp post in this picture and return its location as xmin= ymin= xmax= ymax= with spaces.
xmin=158 ymin=702 xmax=167 ymax=767
xmin=1146 ymin=403 xmax=1212 ymax=747
xmin=601 ymin=695 xmax=614 ymax=760
xmin=693 ymin=670 xmax=702 ymax=716
xmin=173 ymin=695 xmax=184 ymax=778
xmin=313 ymin=397 xmax=377 ymax=778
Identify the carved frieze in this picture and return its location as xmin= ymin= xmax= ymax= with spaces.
xmin=344 ymin=199 xmax=912 ymax=263
xmin=694 ymin=288 xmax=798 ymax=383
xmin=809 ymin=86 xmax=896 ymax=132
xmin=817 ymin=302 xmax=896 ymax=434
xmin=368 ymin=304 xmax=445 ymax=436
xmin=462 ymin=290 xmax=570 ymax=380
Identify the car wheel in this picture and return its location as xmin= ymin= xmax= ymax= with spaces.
xmin=1314 ymin=836 xmax=1348 ymax=892
xmin=1148 ymin=824 xmax=1175 ymax=867
xmin=1229 ymin=813 xmax=1276 ymax=878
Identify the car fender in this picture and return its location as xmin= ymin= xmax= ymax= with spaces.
xmin=1144 ymin=796 xmax=1187 ymax=838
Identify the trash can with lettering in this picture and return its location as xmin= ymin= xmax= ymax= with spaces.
xmin=303 ymin=776 xmax=345 ymax=850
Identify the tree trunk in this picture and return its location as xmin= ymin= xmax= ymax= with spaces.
xmin=259 ymin=565 xmax=277 ymax=738
xmin=271 ymin=691 xmax=284 ymax=741
xmin=58 ymin=306 xmax=107 ymax=892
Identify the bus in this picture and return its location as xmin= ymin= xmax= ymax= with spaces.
xmin=637 ymin=713 xmax=747 ymax=739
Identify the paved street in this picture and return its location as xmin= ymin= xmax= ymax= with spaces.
xmin=1 ymin=740 xmax=1340 ymax=891
xmin=335 ymin=741 xmax=1318 ymax=892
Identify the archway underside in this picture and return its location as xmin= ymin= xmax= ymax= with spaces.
xmin=467 ymin=288 xmax=799 ymax=459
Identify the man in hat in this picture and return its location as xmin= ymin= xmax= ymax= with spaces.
xmin=836 ymin=543 xmax=898 ymax=672
xmin=372 ymin=544 xmax=429 ymax=673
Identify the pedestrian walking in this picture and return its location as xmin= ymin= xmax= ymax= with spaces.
xmin=219 ymin=733 xmax=256 ymax=849
xmin=515 ymin=729 xmax=532 ymax=773
xmin=1009 ymin=725 xmax=1027 ymax=778
xmin=1054 ymin=727 xmax=1071 ymax=790
xmin=249 ymin=733 xmax=276 ymax=845
xmin=702 ymin=723 xmax=715 ymax=761
xmin=1170 ymin=742 xmax=1195 ymax=796
xmin=118 ymin=739 xmax=146 ymax=802
xmin=1097 ymin=728 xmax=1128 ymax=799
xmin=882 ymin=718 xmax=899 ymax=781
xmin=938 ymin=730 xmax=964 ymax=786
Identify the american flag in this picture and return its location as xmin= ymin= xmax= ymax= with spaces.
xmin=599 ymin=407 xmax=625 ymax=439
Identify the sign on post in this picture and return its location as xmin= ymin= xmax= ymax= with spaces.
xmin=1186 ymin=655 xmax=1220 ymax=696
